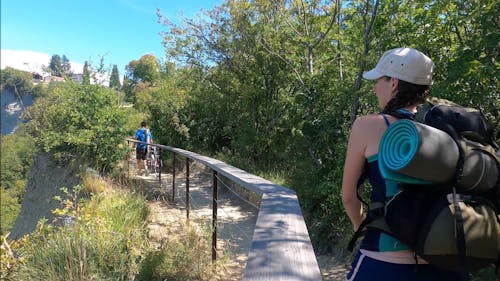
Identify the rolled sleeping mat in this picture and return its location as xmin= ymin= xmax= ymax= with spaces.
xmin=379 ymin=120 xmax=459 ymax=184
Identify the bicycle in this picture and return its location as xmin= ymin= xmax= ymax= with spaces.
xmin=148 ymin=146 xmax=162 ymax=177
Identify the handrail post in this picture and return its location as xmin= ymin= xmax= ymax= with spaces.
xmin=212 ymin=170 xmax=218 ymax=262
xmin=158 ymin=147 xmax=162 ymax=185
xmin=186 ymin=158 xmax=190 ymax=222
xmin=172 ymin=152 xmax=176 ymax=201
xmin=147 ymin=143 xmax=150 ymax=173
xmin=127 ymin=140 xmax=130 ymax=179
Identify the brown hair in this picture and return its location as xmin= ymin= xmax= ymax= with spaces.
xmin=383 ymin=78 xmax=430 ymax=113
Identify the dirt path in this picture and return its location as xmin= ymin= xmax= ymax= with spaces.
xmin=317 ymin=255 xmax=351 ymax=281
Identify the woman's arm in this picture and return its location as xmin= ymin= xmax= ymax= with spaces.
xmin=342 ymin=117 xmax=370 ymax=231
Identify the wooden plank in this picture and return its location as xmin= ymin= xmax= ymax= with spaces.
xmin=130 ymin=141 xmax=323 ymax=280
xmin=243 ymin=192 xmax=323 ymax=281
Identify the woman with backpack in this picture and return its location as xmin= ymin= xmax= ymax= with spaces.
xmin=341 ymin=47 xmax=461 ymax=280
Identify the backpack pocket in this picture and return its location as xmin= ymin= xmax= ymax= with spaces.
xmin=385 ymin=187 xmax=500 ymax=273
xmin=456 ymin=139 xmax=499 ymax=194
xmin=384 ymin=185 xmax=447 ymax=247
xmin=416 ymin=194 xmax=500 ymax=272
xmin=384 ymin=186 xmax=429 ymax=248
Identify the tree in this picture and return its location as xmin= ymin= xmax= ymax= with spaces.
xmin=125 ymin=54 xmax=160 ymax=86
xmin=82 ymin=61 xmax=91 ymax=85
xmin=121 ymin=76 xmax=135 ymax=102
xmin=48 ymin=54 xmax=63 ymax=77
xmin=0 ymin=67 xmax=33 ymax=93
xmin=47 ymin=54 xmax=72 ymax=77
xmin=349 ymin=0 xmax=380 ymax=125
xmin=157 ymin=0 xmax=345 ymax=167
xmin=25 ymin=82 xmax=129 ymax=172
xmin=90 ymin=55 xmax=110 ymax=86
xmin=429 ymin=0 xmax=499 ymax=136
xmin=81 ymin=56 xmax=111 ymax=86
xmin=109 ymin=65 xmax=121 ymax=89
xmin=61 ymin=55 xmax=72 ymax=75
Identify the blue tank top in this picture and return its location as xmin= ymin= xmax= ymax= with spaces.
xmin=359 ymin=155 xmax=410 ymax=252
xmin=359 ymin=113 xmax=411 ymax=252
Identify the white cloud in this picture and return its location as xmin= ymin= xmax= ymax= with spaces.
xmin=1 ymin=49 xmax=85 ymax=75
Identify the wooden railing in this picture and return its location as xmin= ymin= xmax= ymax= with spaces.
xmin=127 ymin=139 xmax=323 ymax=281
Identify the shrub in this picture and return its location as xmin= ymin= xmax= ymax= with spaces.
xmin=25 ymin=83 xmax=129 ymax=173
xmin=1 ymin=186 xmax=149 ymax=281
xmin=0 ymin=132 xmax=37 ymax=236
xmin=136 ymin=221 xmax=225 ymax=281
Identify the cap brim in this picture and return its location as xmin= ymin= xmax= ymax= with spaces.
xmin=362 ymin=69 xmax=383 ymax=80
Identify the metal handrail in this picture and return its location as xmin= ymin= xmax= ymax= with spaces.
xmin=127 ymin=139 xmax=322 ymax=281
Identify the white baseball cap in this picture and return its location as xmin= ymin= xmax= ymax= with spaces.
xmin=363 ymin=47 xmax=434 ymax=85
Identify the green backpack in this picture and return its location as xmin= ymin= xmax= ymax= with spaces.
xmin=348 ymin=99 xmax=500 ymax=278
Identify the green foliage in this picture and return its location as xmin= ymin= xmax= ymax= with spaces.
xmin=48 ymin=54 xmax=62 ymax=76
xmin=135 ymin=222 xmax=223 ymax=281
xmin=431 ymin=0 xmax=500 ymax=139
xmin=120 ymin=106 xmax=148 ymax=137
xmin=125 ymin=54 xmax=160 ymax=86
xmin=30 ymin=83 xmax=48 ymax=98
xmin=472 ymin=265 xmax=499 ymax=281
xmin=0 ymin=67 xmax=33 ymax=94
xmin=3 ymin=187 xmax=149 ymax=281
xmin=81 ymin=56 xmax=111 ymax=86
xmin=25 ymin=82 xmax=129 ymax=173
xmin=0 ymin=133 xmax=37 ymax=190
xmin=3 ymin=0 xmax=496 ymax=272
xmin=0 ymin=187 xmax=23 ymax=237
xmin=0 ymin=133 xmax=37 ymax=236
xmin=147 ymin=72 xmax=190 ymax=148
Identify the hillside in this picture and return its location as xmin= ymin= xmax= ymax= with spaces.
xmin=8 ymin=153 xmax=81 ymax=240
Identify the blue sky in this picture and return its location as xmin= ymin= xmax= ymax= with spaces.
xmin=1 ymin=0 xmax=222 ymax=76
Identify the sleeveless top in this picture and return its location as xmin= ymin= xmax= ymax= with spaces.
xmin=359 ymin=155 xmax=411 ymax=252
xmin=360 ymin=113 xmax=411 ymax=252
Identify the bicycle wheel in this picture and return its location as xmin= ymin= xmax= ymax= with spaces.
xmin=155 ymin=157 xmax=162 ymax=177
xmin=149 ymin=154 xmax=157 ymax=175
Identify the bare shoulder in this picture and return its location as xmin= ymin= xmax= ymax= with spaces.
xmin=351 ymin=114 xmax=391 ymax=156
xmin=352 ymin=114 xmax=387 ymax=133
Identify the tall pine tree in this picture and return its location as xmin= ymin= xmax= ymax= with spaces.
xmin=82 ymin=61 xmax=90 ymax=85
xmin=48 ymin=55 xmax=62 ymax=77
xmin=61 ymin=55 xmax=72 ymax=75
xmin=109 ymin=65 xmax=121 ymax=89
